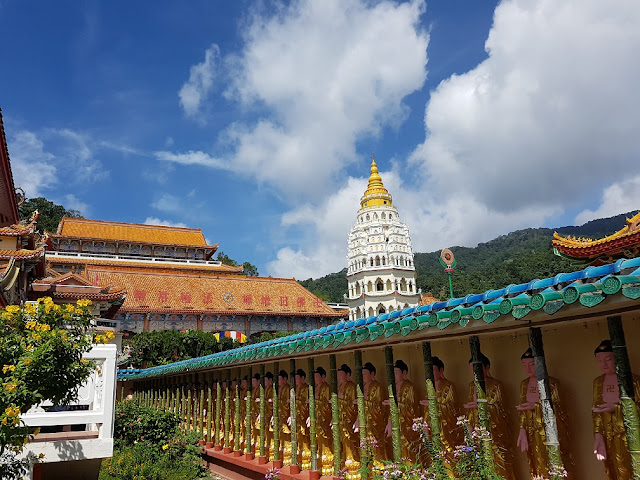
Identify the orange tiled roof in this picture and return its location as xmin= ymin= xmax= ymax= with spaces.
xmin=54 ymin=217 xmax=213 ymax=247
xmin=86 ymin=266 xmax=344 ymax=317
xmin=0 ymin=221 xmax=36 ymax=237
xmin=0 ymin=247 xmax=45 ymax=261
xmin=47 ymin=256 xmax=244 ymax=274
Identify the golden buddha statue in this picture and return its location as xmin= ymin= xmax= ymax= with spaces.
xmin=277 ymin=370 xmax=292 ymax=465
xmin=264 ymin=372 xmax=275 ymax=460
xmin=338 ymin=364 xmax=360 ymax=479
xmin=516 ymin=348 xmax=574 ymax=478
xmin=463 ymin=354 xmax=514 ymax=480
xmin=592 ymin=339 xmax=640 ymax=480
xmin=385 ymin=359 xmax=420 ymax=461
xmin=358 ymin=362 xmax=388 ymax=462
xmin=419 ymin=356 xmax=462 ymax=469
xmin=314 ymin=366 xmax=333 ymax=475
xmin=295 ymin=369 xmax=311 ymax=469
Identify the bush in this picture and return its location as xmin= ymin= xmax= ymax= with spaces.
xmin=102 ymin=402 xmax=207 ymax=480
xmin=114 ymin=401 xmax=179 ymax=448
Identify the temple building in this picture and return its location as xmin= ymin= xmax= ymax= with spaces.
xmin=45 ymin=217 xmax=345 ymax=336
xmin=346 ymin=156 xmax=419 ymax=320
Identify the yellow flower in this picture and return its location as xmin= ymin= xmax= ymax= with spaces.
xmin=2 ymin=364 xmax=15 ymax=374
xmin=33 ymin=427 xmax=41 ymax=436
xmin=65 ymin=304 xmax=75 ymax=312
xmin=26 ymin=344 xmax=34 ymax=351
xmin=5 ymin=406 xmax=20 ymax=416
xmin=37 ymin=323 xmax=51 ymax=332
xmin=105 ymin=331 xmax=115 ymax=340
xmin=39 ymin=453 xmax=45 ymax=459
xmin=23 ymin=357 xmax=32 ymax=366
xmin=3 ymin=382 xmax=17 ymax=392
xmin=77 ymin=299 xmax=92 ymax=307
xmin=25 ymin=320 xmax=37 ymax=330
xmin=1 ymin=417 xmax=7 ymax=425
xmin=53 ymin=304 xmax=61 ymax=312
xmin=25 ymin=303 xmax=36 ymax=315
xmin=31 ymin=333 xmax=42 ymax=341
xmin=6 ymin=305 xmax=20 ymax=313
xmin=162 ymin=444 xmax=169 ymax=450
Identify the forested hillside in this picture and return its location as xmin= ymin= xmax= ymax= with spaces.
xmin=299 ymin=211 xmax=639 ymax=303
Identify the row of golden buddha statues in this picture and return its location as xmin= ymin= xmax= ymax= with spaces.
xmin=130 ymin=334 xmax=638 ymax=480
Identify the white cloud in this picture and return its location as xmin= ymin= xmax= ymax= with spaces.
xmin=8 ymin=130 xmax=57 ymax=197
xmin=575 ymin=176 xmax=640 ymax=224
xmin=151 ymin=193 xmax=184 ymax=215
xmin=144 ymin=217 xmax=188 ymax=228
xmin=62 ymin=194 xmax=89 ymax=216
xmin=168 ymin=0 xmax=429 ymax=201
xmin=50 ymin=128 xmax=107 ymax=183
xmin=411 ymin=0 xmax=640 ymax=216
xmin=179 ymin=44 xmax=220 ymax=120
xmin=155 ymin=150 xmax=226 ymax=169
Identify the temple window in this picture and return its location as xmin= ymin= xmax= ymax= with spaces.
xmin=356 ymin=283 xmax=361 ymax=295
xmin=367 ymin=281 xmax=373 ymax=292
xmin=378 ymin=305 xmax=386 ymax=314
xmin=375 ymin=256 xmax=381 ymax=266
xmin=386 ymin=279 xmax=392 ymax=291
xmin=381 ymin=212 xmax=386 ymax=219
xmin=368 ymin=307 xmax=374 ymax=317
xmin=409 ymin=281 xmax=413 ymax=292
xmin=400 ymin=279 xmax=407 ymax=292
xmin=366 ymin=214 xmax=370 ymax=221
xmin=376 ymin=279 xmax=383 ymax=291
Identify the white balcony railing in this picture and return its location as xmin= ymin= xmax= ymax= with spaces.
xmin=20 ymin=344 xmax=116 ymax=467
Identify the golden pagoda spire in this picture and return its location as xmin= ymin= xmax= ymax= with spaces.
xmin=360 ymin=154 xmax=392 ymax=208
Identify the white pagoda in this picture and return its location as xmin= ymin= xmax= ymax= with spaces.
xmin=346 ymin=156 xmax=420 ymax=320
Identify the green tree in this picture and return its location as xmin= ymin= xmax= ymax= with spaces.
xmin=19 ymin=197 xmax=83 ymax=233
xmin=242 ymin=261 xmax=259 ymax=276
xmin=215 ymin=251 xmax=238 ymax=266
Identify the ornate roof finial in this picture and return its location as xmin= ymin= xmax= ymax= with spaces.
xmin=360 ymin=153 xmax=392 ymax=208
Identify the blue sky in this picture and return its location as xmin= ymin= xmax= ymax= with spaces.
xmin=2 ymin=0 xmax=640 ymax=280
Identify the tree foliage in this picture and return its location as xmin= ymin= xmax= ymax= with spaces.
xmin=0 ymin=298 xmax=105 ymax=476
xmin=215 ymin=251 xmax=259 ymax=276
xmin=298 ymin=211 xmax=639 ymax=303
xmin=126 ymin=330 xmax=238 ymax=368
xmin=19 ymin=197 xmax=83 ymax=233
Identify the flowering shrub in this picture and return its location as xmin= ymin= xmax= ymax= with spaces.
xmin=264 ymin=467 xmax=282 ymax=480
xmin=0 ymin=298 xmax=104 ymax=476
xmin=372 ymin=416 xmax=504 ymax=480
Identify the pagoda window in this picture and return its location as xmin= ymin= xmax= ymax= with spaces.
xmin=381 ymin=212 xmax=386 ymax=219
xmin=370 ymin=257 xmax=374 ymax=267
xmin=389 ymin=214 xmax=393 ymax=219
xmin=373 ymin=213 xmax=378 ymax=220
xmin=386 ymin=279 xmax=392 ymax=291
xmin=356 ymin=307 xmax=362 ymax=319
xmin=376 ymin=279 xmax=383 ymax=291
xmin=367 ymin=281 xmax=373 ymax=292
xmin=408 ymin=281 xmax=413 ymax=292
xmin=377 ymin=304 xmax=386 ymax=314
xmin=382 ymin=256 xmax=386 ymax=265
xmin=375 ymin=256 xmax=380 ymax=266
xmin=356 ymin=283 xmax=361 ymax=295
xmin=397 ymin=306 xmax=401 ymax=311
xmin=366 ymin=214 xmax=370 ymax=221
xmin=368 ymin=307 xmax=374 ymax=317
xmin=404 ymin=303 xmax=409 ymax=308
xmin=400 ymin=279 xmax=407 ymax=292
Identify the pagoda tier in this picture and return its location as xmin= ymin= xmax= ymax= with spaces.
xmin=48 ymin=217 xmax=219 ymax=261
xmin=553 ymin=211 xmax=640 ymax=265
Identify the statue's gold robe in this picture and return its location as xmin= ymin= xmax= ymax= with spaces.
xmin=397 ymin=380 xmax=420 ymax=461
xmin=593 ymin=374 xmax=640 ymax=480
xmin=250 ymin=386 xmax=260 ymax=454
xmin=467 ymin=377 xmax=515 ymax=480
xmin=296 ymin=383 xmax=310 ymax=458
xmin=315 ymin=382 xmax=332 ymax=464
xmin=239 ymin=387 xmax=248 ymax=451
xmin=519 ymin=377 xmax=574 ymax=478
xmin=364 ymin=380 xmax=388 ymax=461
xmin=422 ymin=378 xmax=462 ymax=467
xmin=339 ymin=380 xmax=359 ymax=463
xmin=278 ymin=383 xmax=292 ymax=463
xmin=264 ymin=384 xmax=274 ymax=458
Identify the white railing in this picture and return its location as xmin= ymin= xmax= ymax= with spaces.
xmin=20 ymin=344 xmax=117 ymax=465
xmin=46 ymin=250 xmax=224 ymax=267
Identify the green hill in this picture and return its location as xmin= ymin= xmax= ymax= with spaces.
xmin=299 ymin=211 xmax=639 ymax=303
